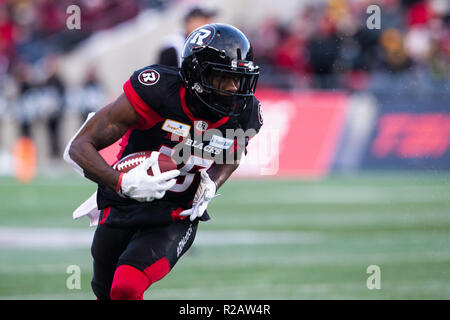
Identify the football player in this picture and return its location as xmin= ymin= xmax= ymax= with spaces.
xmin=65 ymin=23 xmax=263 ymax=300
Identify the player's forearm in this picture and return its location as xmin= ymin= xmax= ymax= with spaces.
xmin=207 ymin=163 xmax=239 ymax=190
xmin=69 ymin=139 xmax=120 ymax=191
xmin=66 ymin=96 xmax=138 ymax=191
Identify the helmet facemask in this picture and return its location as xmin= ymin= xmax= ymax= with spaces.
xmin=183 ymin=47 xmax=259 ymax=118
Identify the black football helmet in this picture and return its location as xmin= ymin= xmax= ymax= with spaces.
xmin=180 ymin=23 xmax=259 ymax=118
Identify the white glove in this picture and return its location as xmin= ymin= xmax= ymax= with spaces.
xmin=118 ymin=152 xmax=180 ymax=202
xmin=180 ymin=170 xmax=217 ymax=221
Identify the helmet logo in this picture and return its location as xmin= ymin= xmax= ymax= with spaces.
xmin=188 ymin=27 xmax=214 ymax=48
xmin=138 ymin=69 xmax=160 ymax=86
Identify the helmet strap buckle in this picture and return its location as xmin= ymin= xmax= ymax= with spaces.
xmin=193 ymin=83 xmax=204 ymax=93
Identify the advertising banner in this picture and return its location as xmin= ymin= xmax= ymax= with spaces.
xmin=235 ymin=89 xmax=349 ymax=178
xmin=361 ymin=93 xmax=450 ymax=170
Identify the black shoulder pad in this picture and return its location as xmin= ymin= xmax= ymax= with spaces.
xmin=127 ymin=64 xmax=180 ymax=117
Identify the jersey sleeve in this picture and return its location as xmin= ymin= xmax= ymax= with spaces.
xmin=122 ymin=65 xmax=166 ymax=130
xmin=229 ymin=97 xmax=264 ymax=159
xmin=242 ymin=97 xmax=264 ymax=153
xmin=243 ymin=97 xmax=264 ymax=134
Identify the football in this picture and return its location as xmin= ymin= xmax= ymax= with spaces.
xmin=113 ymin=151 xmax=177 ymax=175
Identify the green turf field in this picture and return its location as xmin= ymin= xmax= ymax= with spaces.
xmin=0 ymin=172 xmax=449 ymax=299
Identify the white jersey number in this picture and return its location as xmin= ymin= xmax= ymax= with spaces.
xmin=159 ymin=146 xmax=214 ymax=193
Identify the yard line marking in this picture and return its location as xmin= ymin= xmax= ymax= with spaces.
xmin=0 ymin=228 xmax=94 ymax=249
xmin=0 ymin=227 xmax=324 ymax=249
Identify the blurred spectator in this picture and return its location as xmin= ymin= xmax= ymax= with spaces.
xmin=379 ymin=28 xmax=413 ymax=72
xmin=249 ymin=0 xmax=450 ymax=90
xmin=429 ymin=25 xmax=450 ymax=78
xmin=406 ymin=0 xmax=432 ymax=26
xmin=8 ymin=54 xmax=65 ymax=159
xmin=75 ymin=68 xmax=107 ymax=121
xmin=36 ymin=0 xmax=65 ymax=37
xmin=40 ymin=54 xmax=65 ymax=159
xmin=157 ymin=5 xmax=216 ymax=68
xmin=249 ymin=17 xmax=284 ymax=68
xmin=307 ymin=14 xmax=341 ymax=88
xmin=0 ymin=79 xmax=7 ymax=120
xmin=0 ymin=3 xmax=16 ymax=64
xmin=0 ymin=0 xmax=165 ymax=71
xmin=273 ymin=27 xmax=309 ymax=75
xmin=0 ymin=0 xmax=170 ymax=169
xmin=10 ymin=59 xmax=35 ymax=138
xmin=380 ymin=0 xmax=404 ymax=29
